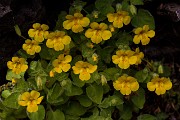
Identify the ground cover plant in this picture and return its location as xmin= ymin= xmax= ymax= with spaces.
xmin=0 ymin=0 xmax=176 ymax=119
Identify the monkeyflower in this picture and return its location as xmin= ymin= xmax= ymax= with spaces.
xmin=28 ymin=23 xmax=49 ymax=42
xmin=72 ymin=61 xmax=97 ymax=81
xmin=133 ymin=25 xmax=155 ymax=45
xmin=113 ymin=74 xmax=139 ymax=95
xmin=85 ymin=22 xmax=112 ymax=44
xmin=107 ymin=11 xmax=131 ymax=28
xmin=7 ymin=57 xmax=28 ymax=74
xmin=134 ymin=48 xmax=144 ymax=65
xmin=52 ymin=54 xmax=72 ymax=73
xmin=63 ymin=13 xmax=90 ymax=33
xmin=18 ymin=90 xmax=44 ymax=113
xmin=112 ymin=50 xmax=137 ymax=69
xmin=46 ymin=31 xmax=71 ymax=51
xmin=147 ymin=77 xmax=172 ymax=95
xmin=22 ymin=39 xmax=41 ymax=55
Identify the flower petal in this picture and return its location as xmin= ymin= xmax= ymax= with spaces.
xmin=79 ymin=72 xmax=91 ymax=81
xmin=30 ymin=90 xmax=40 ymax=99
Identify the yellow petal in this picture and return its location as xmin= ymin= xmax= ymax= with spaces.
xmin=143 ymin=25 xmax=149 ymax=32
xmin=85 ymin=29 xmax=94 ymax=38
xmin=12 ymin=57 xmax=19 ymax=62
xmin=107 ymin=13 xmax=114 ymax=22
xmin=27 ymin=102 xmax=38 ymax=113
xmin=112 ymin=55 xmax=120 ymax=64
xmin=141 ymin=35 xmax=150 ymax=45
xmin=113 ymin=20 xmax=123 ymax=28
xmin=33 ymin=23 xmax=41 ymax=29
xmin=147 ymin=30 xmax=155 ymax=38
xmin=54 ymin=67 xmax=62 ymax=73
xmin=72 ymin=25 xmax=83 ymax=33
xmin=113 ymin=81 xmax=121 ymax=90
xmin=21 ymin=92 xmax=30 ymax=101
xmin=87 ymin=65 xmax=97 ymax=73
xmin=63 ymin=20 xmax=73 ymax=30
xmin=164 ymin=80 xmax=172 ymax=90
xmin=134 ymin=27 xmax=142 ymax=34
xmin=99 ymin=23 xmax=108 ymax=30
xmin=133 ymin=35 xmax=141 ymax=44
xmin=102 ymin=30 xmax=112 ymax=40
xmin=28 ymin=29 xmax=36 ymax=37
xmin=130 ymin=82 xmax=139 ymax=91
xmin=155 ymin=87 xmax=166 ymax=95
xmin=54 ymin=43 xmax=64 ymax=51
xmin=120 ymin=87 xmax=131 ymax=95
xmin=74 ymin=13 xmax=83 ymax=18
xmin=62 ymin=64 xmax=71 ymax=72
xmin=80 ymin=17 xmax=90 ymax=27
xmin=41 ymin=24 xmax=49 ymax=31
xmin=147 ymin=82 xmax=155 ymax=91
xmin=79 ymin=72 xmax=91 ymax=81
xmin=30 ymin=90 xmax=40 ymax=99
xmin=91 ymin=34 xmax=102 ymax=44
xmin=123 ymin=16 xmax=131 ymax=25
xmin=66 ymin=15 xmax=73 ymax=19
xmin=129 ymin=56 xmax=137 ymax=65
xmin=35 ymin=46 xmax=41 ymax=53
xmin=46 ymin=39 xmax=54 ymax=48
xmin=36 ymin=96 xmax=44 ymax=104
xmin=62 ymin=36 xmax=71 ymax=45
xmin=18 ymin=101 xmax=28 ymax=106
xmin=90 ymin=22 xmax=99 ymax=29
xmin=21 ymin=65 xmax=28 ymax=72
xmin=72 ymin=66 xmax=81 ymax=74
xmin=64 ymin=55 xmax=72 ymax=63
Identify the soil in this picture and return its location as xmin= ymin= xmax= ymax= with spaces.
xmin=0 ymin=0 xmax=180 ymax=119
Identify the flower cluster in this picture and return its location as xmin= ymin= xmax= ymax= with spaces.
xmin=112 ymin=49 xmax=144 ymax=69
xmin=51 ymin=54 xmax=72 ymax=74
xmin=107 ymin=11 xmax=131 ymax=28
xmin=72 ymin=61 xmax=97 ymax=81
xmin=46 ymin=31 xmax=71 ymax=51
xmin=18 ymin=90 xmax=44 ymax=113
xmin=133 ymin=25 xmax=155 ymax=45
xmin=85 ymin=22 xmax=112 ymax=44
xmin=147 ymin=77 xmax=172 ymax=95
xmin=113 ymin=74 xmax=139 ymax=95
xmin=7 ymin=57 xmax=28 ymax=74
xmin=63 ymin=13 xmax=90 ymax=33
xmin=28 ymin=23 xmax=49 ymax=42
xmin=22 ymin=39 xmax=41 ymax=55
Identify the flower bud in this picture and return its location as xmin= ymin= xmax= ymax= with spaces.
xmin=116 ymin=3 xmax=122 ymax=12
xmin=158 ymin=65 xmax=164 ymax=74
xmin=92 ymin=11 xmax=99 ymax=18
xmin=101 ymin=74 xmax=107 ymax=85
xmin=129 ymin=4 xmax=137 ymax=15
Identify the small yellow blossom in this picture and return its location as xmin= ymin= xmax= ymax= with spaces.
xmin=28 ymin=23 xmax=49 ymax=42
xmin=134 ymin=48 xmax=144 ymax=65
xmin=112 ymin=50 xmax=137 ymax=69
xmin=72 ymin=61 xmax=97 ymax=81
xmin=7 ymin=57 xmax=28 ymax=74
xmin=63 ymin=13 xmax=90 ymax=33
xmin=109 ymin=25 xmax=115 ymax=32
xmin=113 ymin=75 xmax=139 ymax=95
xmin=107 ymin=11 xmax=131 ymax=28
xmin=12 ymin=78 xmax=17 ymax=84
xmin=46 ymin=31 xmax=71 ymax=51
xmin=22 ymin=39 xmax=41 ymax=55
xmin=52 ymin=54 xmax=72 ymax=73
xmin=85 ymin=22 xmax=112 ymax=44
xmin=18 ymin=90 xmax=44 ymax=113
xmin=147 ymin=77 xmax=172 ymax=95
xmin=133 ymin=25 xmax=155 ymax=45
xmin=49 ymin=70 xmax=55 ymax=77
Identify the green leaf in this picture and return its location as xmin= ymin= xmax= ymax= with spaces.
xmin=101 ymin=67 xmax=121 ymax=81
xmin=100 ymin=108 xmax=113 ymax=119
xmin=64 ymin=101 xmax=86 ymax=116
xmin=98 ymin=46 xmax=115 ymax=63
xmin=137 ymin=114 xmax=157 ymax=120
xmin=86 ymin=83 xmax=103 ymax=104
xmin=1 ymin=90 xmax=11 ymax=98
xmin=120 ymin=106 xmax=132 ymax=120
xmin=116 ymin=32 xmax=133 ymax=47
xmin=135 ymin=69 xmax=148 ymax=82
xmin=47 ymin=83 xmax=64 ymax=104
xmin=99 ymin=95 xmax=124 ymax=108
xmin=14 ymin=25 xmax=21 ymax=36
xmin=131 ymin=88 xmax=145 ymax=109
xmin=27 ymin=105 xmax=45 ymax=120
xmin=131 ymin=9 xmax=155 ymax=30
xmin=130 ymin=0 xmax=144 ymax=5
xmin=76 ymin=95 xmax=92 ymax=107
xmin=39 ymin=44 xmax=52 ymax=60
xmin=54 ymin=11 xmax=67 ymax=30
xmin=46 ymin=109 xmax=65 ymax=120
xmin=6 ymin=70 xmax=24 ymax=80
xmin=95 ymin=0 xmax=115 ymax=16
xmin=3 ymin=92 xmax=20 ymax=109
xmin=65 ymin=85 xmax=83 ymax=96
xmin=14 ymin=79 xmax=29 ymax=92
xmin=81 ymin=43 xmax=95 ymax=58
xmin=65 ymin=115 xmax=80 ymax=120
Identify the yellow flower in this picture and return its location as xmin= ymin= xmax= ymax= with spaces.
xmin=63 ymin=13 xmax=90 ymax=33
xmin=22 ymin=39 xmax=41 ymax=55
xmin=72 ymin=61 xmax=97 ymax=81
xmin=134 ymin=48 xmax=144 ymax=65
xmin=52 ymin=54 xmax=72 ymax=73
xmin=18 ymin=90 xmax=44 ymax=113
xmin=133 ymin=25 xmax=155 ymax=45
xmin=46 ymin=31 xmax=71 ymax=51
xmin=7 ymin=57 xmax=28 ymax=74
xmin=28 ymin=23 xmax=49 ymax=42
xmin=85 ymin=22 xmax=112 ymax=44
xmin=49 ymin=70 xmax=55 ymax=77
xmin=147 ymin=77 xmax=172 ymax=95
xmin=107 ymin=11 xmax=131 ymax=28
xmin=112 ymin=50 xmax=137 ymax=69
xmin=113 ymin=75 xmax=139 ymax=95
